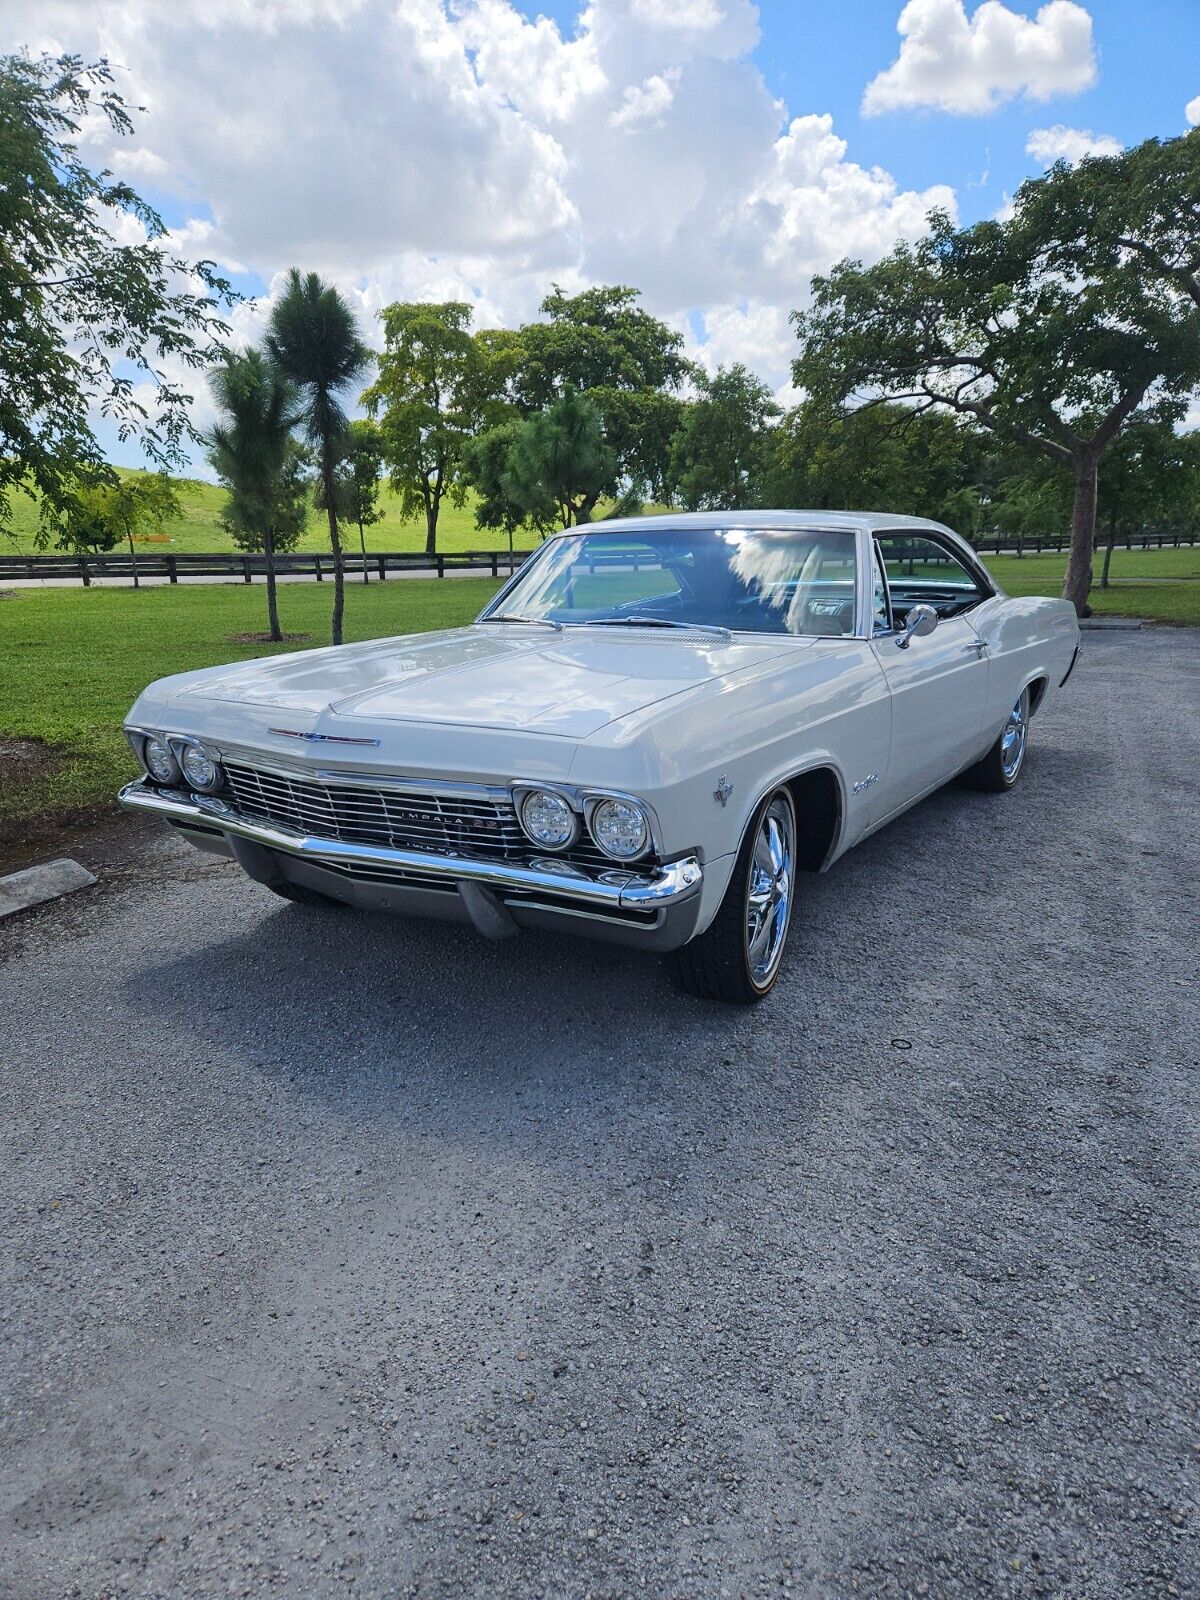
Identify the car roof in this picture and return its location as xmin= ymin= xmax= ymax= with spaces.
xmin=576 ymin=509 xmax=957 ymax=536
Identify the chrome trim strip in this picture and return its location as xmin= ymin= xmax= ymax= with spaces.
xmin=118 ymin=781 xmax=702 ymax=910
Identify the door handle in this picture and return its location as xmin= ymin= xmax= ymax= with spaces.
xmin=962 ymin=639 xmax=988 ymax=655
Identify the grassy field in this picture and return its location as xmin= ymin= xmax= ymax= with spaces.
xmin=986 ymin=547 xmax=1200 ymax=624
xmin=1 ymin=538 xmax=1196 ymax=839
xmin=0 ymin=579 xmax=499 ymax=833
xmin=0 ymin=470 xmax=613 ymax=556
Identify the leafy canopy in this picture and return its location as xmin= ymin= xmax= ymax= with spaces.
xmin=0 ymin=52 xmax=234 ymax=530
xmin=670 ymin=364 xmax=780 ymax=511
xmin=265 ymin=268 xmax=372 ymax=455
xmin=208 ymin=348 xmax=306 ymax=554
xmin=499 ymin=390 xmax=617 ymax=531
xmin=361 ymin=301 xmax=479 ymax=543
xmin=46 ymin=472 xmax=183 ymax=556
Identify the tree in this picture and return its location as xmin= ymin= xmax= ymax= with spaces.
xmin=501 ymin=390 xmax=617 ymax=531
xmin=669 ymin=364 xmax=780 ymax=510
xmin=793 ymin=150 xmax=1200 ymax=615
xmin=343 ymin=419 xmax=384 ymax=581
xmin=266 ymin=269 xmax=371 ymax=645
xmin=511 ymin=285 xmax=694 ymax=500
xmin=209 ymin=349 xmax=304 ymax=642
xmin=46 ymin=472 xmax=183 ymax=588
xmin=462 ymin=418 xmax=534 ymax=560
xmin=994 ymin=410 xmax=1198 ymax=588
xmin=0 ymin=52 xmax=233 ymax=532
xmin=763 ymin=400 xmax=987 ymax=533
xmin=361 ymin=301 xmax=478 ymax=557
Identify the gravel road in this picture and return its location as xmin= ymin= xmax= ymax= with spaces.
xmin=1 ymin=630 xmax=1197 ymax=1600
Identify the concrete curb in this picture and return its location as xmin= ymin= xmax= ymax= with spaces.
xmin=0 ymin=858 xmax=96 ymax=918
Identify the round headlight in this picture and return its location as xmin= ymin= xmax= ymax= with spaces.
xmin=180 ymin=741 xmax=223 ymax=793
xmin=143 ymin=736 xmax=181 ymax=785
xmin=589 ymin=797 xmax=650 ymax=861
xmin=519 ymin=789 xmax=577 ymax=849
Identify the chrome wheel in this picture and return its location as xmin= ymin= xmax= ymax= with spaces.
xmin=745 ymin=794 xmax=795 ymax=987
xmin=1001 ymin=689 xmax=1029 ymax=781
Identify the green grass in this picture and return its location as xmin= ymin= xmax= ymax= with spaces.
xmin=985 ymin=547 xmax=1200 ymax=625
xmin=0 ymin=579 xmax=500 ymax=828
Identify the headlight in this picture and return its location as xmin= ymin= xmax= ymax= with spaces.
xmin=142 ymin=735 xmax=181 ymax=785
xmin=589 ymin=796 xmax=650 ymax=861
xmin=179 ymin=741 xmax=224 ymax=794
xmin=518 ymin=788 xmax=578 ymax=850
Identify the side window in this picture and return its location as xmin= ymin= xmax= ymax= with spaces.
xmin=876 ymin=534 xmax=986 ymax=620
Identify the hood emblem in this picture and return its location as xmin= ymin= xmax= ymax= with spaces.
xmin=269 ymin=727 xmax=381 ymax=747
xmin=714 ymin=775 xmax=733 ymax=807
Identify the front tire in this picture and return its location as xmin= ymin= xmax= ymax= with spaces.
xmin=959 ymin=687 xmax=1030 ymax=793
xmin=669 ymin=786 xmax=797 ymax=1004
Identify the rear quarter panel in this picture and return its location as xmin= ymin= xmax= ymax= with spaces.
xmin=970 ymin=594 xmax=1079 ymax=738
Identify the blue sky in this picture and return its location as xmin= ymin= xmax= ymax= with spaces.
xmin=6 ymin=0 xmax=1198 ymax=471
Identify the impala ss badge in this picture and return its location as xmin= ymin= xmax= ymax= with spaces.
xmin=852 ymin=773 xmax=879 ymax=794
xmin=268 ymin=727 xmax=381 ymax=747
xmin=714 ymin=775 xmax=734 ymax=807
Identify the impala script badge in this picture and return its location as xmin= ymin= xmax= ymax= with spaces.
xmin=269 ymin=728 xmax=382 ymax=747
xmin=714 ymin=775 xmax=734 ymax=807
xmin=852 ymin=773 xmax=879 ymax=794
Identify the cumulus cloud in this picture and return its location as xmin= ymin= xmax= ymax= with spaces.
xmin=1025 ymin=124 xmax=1121 ymax=165
xmin=1187 ymin=96 xmax=1200 ymax=127
xmin=863 ymin=0 xmax=1097 ymax=117
xmin=1 ymin=0 xmax=960 ymax=454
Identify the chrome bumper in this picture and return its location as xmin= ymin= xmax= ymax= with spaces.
xmin=117 ymin=780 xmax=703 ymax=913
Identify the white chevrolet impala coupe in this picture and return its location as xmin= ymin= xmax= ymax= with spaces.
xmin=120 ymin=512 xmax=1079 ymax=1002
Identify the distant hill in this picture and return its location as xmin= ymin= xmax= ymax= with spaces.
xmin=0 ymin=467 xmax=545 ymax=556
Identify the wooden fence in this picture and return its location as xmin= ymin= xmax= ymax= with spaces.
xmin=0 ymin=527 xmax=1195 ymax=585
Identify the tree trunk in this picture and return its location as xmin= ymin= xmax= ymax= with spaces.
xmin=127 ymin=532 xmax=140 ymax=591
xmin=1101 ymin=507 xmax=1117 ymax=591
xmin=358 ymin=518 xmax=369 ymax=584
xmin=1061 ymin=450 xmax=1100 ymax=618
xmin=323 ymin=439 xmax=345 ymax=646
xmin=264 ymin=525 xmax=282 ymax=642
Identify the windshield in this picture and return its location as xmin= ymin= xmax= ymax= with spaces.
xmin=481 ymin=527 xmax=860 ymax=637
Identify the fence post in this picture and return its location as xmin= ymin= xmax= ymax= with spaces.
xmin=377 ymin=555 xmax=386 ymax=581
xmin=242 ymin=556 xmax=251 ymax=584
xmin=315 ymin=554 xmax=323 ymax=581
xmin=437 ymin=555 xmax=445 ymax=579
xmin=1016 ymin=536 xmax=1023 ymax=558
xmin=167 ymin=556 xmax=178 ymax=585
xmin=79 ymin=557 xmax=90 ymax=588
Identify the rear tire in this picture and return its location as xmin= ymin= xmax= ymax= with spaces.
xmin=959 ymin=687 xmax=1030 ymax=793
xmin=669 ymin=786 xmax=796 ymax=1004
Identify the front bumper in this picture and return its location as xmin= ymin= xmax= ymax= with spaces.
xmin=118 ymin=780 xmax=705 ymax=949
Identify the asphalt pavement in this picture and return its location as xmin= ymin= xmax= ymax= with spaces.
xmin=1 ymin=629 xmax=1197 ymax=1600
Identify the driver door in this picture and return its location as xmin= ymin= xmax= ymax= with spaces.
xmin=870 ymin=532 xmax=988 ymax=811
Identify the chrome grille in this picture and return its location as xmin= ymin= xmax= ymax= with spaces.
xmin=223 ymin=762 xmax=523 ymax=860
xmin=221 ymin=760 xmax=658 ymax=874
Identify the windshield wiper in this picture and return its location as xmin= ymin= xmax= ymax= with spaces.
xmin=482 ymin=613 xmax=562 ymax=631
xmin=577 ymin=615 xmax=732 ymax=641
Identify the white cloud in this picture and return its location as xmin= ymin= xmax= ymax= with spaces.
xmin=1 ymin=0 xmax=960 ymax=464
xmin=863 ymin=0 xmax=1097 ymax=117
xmin=1187 ymin=95 xmax=1200 ymax=127
xmin=610 ymin=70 xmax=679 ymax=129
xmin=1025 ymin=124 xmax=1121 ymax=165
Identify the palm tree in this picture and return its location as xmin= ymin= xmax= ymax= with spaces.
xmin=266 ymin=270 xmax=371 ymax=645
xmin=209 ymin=348 xmax=302 ymax=642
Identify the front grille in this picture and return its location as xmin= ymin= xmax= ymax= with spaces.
xmin=224 ymin=761 xmax=523 ymax=859
xmin=221 ymin=761 xmax=654 ymax=875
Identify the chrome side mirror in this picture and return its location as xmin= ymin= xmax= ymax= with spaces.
xmin=896 ymin=603 xmax=938 ymax=650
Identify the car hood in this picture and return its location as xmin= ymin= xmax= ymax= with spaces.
xmin=175 ymin=624 xmax=808 ymax=739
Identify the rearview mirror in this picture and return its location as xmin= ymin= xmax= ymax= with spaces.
xmin=896 ymin=603 xmax=938 ymax=650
